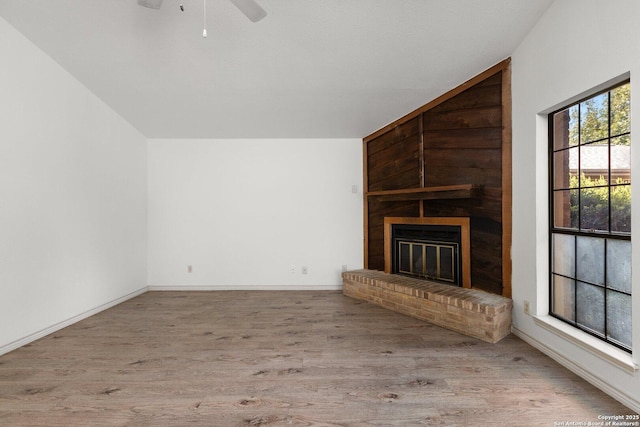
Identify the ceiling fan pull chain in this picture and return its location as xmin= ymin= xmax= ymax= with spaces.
xmin=202 ymin=0 xmax=207 ymax=38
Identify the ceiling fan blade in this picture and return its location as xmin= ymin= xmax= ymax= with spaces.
xmin=137 ymin=0 xmax=164 ymax=10
xmin=229 ymin=0 xmax=267 ymax=22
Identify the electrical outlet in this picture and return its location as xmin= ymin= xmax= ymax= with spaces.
xmin=301 ymin=266 xmax=308 ymax=275
xmin=341 ymin=264 xmax=348 ymax=272
xmin=524 ymin=300 xmax=530 ymax=315
xmin=290 ymin=265 xmax=296 ymax=274
xmin=187 ymin=265 xmax=193 ymax=273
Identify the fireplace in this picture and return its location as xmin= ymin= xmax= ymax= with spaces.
xmin=384 ymin=217 xmax=471 ymax=288
xmin=392 ymin=223 xmax=461 ymax=284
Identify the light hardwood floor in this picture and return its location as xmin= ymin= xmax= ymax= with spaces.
xmin=0 ymin=291 xmax=635 ymax=426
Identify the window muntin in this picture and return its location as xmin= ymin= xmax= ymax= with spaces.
xmin=549 ymin=81 xmax=631 ymax=352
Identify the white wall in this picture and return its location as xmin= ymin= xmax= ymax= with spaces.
xmin=0 ymin=17 xmax=148 ymax=353
xmin=148 ymin=138 xmax=363 ymax=289
xmin=511 ymin=0 xmax=640 ymax=411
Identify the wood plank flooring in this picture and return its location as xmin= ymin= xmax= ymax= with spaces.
xmin=0 ymin=291 xmax=635 ymax=426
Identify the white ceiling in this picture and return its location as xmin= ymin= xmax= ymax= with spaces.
xmin=0 ymin=0 xmax=554 ymax=139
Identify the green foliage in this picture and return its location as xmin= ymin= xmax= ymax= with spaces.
xmin=563 ymin=83 xmax=631 ymax=233
xmin=611 ymin=84 xmax=631 ymax=140
xmin=569 ymin=174 xmax=631 ymax=232
xmin=568 ymin=83 xmax=630 ymax=146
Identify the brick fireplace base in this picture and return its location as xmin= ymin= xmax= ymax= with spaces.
xmin=342 ymin=269 xmax=512 ymax=343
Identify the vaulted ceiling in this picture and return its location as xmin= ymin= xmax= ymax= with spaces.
xmin=0 ymin=0 xmax=554 ymax=138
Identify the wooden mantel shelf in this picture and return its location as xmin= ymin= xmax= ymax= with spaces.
xmin=366 ymin=184 xmax=480 ymax=202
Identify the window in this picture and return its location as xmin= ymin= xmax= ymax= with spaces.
xmin=549 ymin=81 xmax=631 ymax=352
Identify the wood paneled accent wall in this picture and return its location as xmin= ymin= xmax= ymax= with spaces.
xmin=363 ymin=59 xmax=512 ymax=297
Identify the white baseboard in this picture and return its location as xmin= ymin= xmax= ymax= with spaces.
xmin=0 ymin=287 xmax=148 ymax=357
xmin=512 ymin=326 xmax=640 ymax=414
xmin=147 ymin=284 xmax=343 ymax=291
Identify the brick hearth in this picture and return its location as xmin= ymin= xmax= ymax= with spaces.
xmin=342 ymin=269 xmax=512 ymax=343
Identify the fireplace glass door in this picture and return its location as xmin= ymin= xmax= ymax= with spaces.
xmin=392 ymin=224 xmax=462 ymax=286
xmin=397 ymin=240 xmax=457 ymax=283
